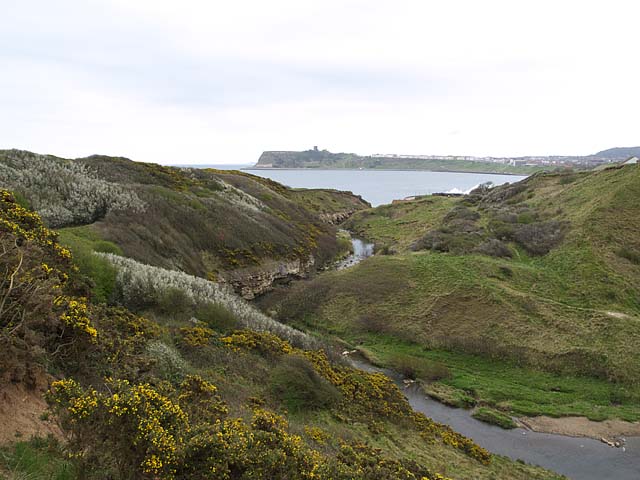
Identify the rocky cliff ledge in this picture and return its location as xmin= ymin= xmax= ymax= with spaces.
xmin=220 ymin=209 xmax=359 ymax=298
xmin=319 ymin=210 xmax=357 ymax=225
xmin=219 ymin=257 xmax=315 ymax=299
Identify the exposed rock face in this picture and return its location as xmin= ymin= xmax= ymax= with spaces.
xmin=220 ymin=256 xmax=315 ymax=299
xmin=220 ymin=209 xmax=357 ymax=298
xmin=319 ymin=210 xmax=357 ymax=225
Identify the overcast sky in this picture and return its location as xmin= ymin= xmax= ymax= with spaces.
xmin=2 ymin=0 xmax=639 ymax=164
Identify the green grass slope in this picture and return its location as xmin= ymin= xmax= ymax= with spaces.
xmin=261 ymin=165 xmax=640 ymax=421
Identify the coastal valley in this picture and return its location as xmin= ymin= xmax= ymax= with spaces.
xmin=1 ymin=149 xmax=639 ymax=479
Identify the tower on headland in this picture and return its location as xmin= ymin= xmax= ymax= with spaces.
xmin=313 ymin=146 xmax=318 ymax=152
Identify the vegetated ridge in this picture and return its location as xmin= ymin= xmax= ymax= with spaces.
xmin=0 ymin=149 xmax=370 ymax=300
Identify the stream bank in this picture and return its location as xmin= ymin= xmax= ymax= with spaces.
xmin=348 ymin=358 xmax=640 ymax=480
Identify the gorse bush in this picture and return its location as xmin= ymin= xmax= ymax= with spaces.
xmin=0 ymin=150 xmax=145 ymax=227
xmin=0 ymin=190 xmax=98 ymax=385
xmin=98 ymin=253 xmax=318 ymax=349
xmin=47 ymin=370 xmax=459 ymax=480
xmin=47 ymin=377 xmax=188 ymax=479
xmin=224 ymin=330 xmax=491 ymax=465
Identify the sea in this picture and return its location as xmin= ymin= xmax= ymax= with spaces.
xmin=184 ymin=164 xmax=527 ymax=206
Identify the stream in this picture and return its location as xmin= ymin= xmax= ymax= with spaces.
xmin=349 ymin=358 xmax=640 ymax=479
xmin=335 ymin=233 xmax=375 ymax=270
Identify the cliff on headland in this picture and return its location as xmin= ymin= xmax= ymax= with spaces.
xmin=256 ymin=149 xmax=547 ymax=174
xmin=256 ymin=147 xmax=640 ymax=173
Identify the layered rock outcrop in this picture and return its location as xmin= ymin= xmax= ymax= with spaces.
xmin=220 ymin=256 xmax=315 ymax=299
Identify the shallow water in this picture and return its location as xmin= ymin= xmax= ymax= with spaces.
xmin=335 ymin=236 xmax=375 ymax=270
xmin=245 ymin=169 xmax=526 ymax=206
xmin=349 ymin=359 xmax=640 ymax=480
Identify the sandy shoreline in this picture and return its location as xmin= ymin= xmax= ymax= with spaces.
xmin=518 ymin=415 xmax=640 ymax=440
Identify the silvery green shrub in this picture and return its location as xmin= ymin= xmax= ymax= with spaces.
xmin=0 ymin=149 xmax=145 ymax=227
xmin=146 ymin=340 xmax=190 ymax=380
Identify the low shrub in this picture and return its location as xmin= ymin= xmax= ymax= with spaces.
xmin=488 ymin=219 xmax=516 ymax=240
xmin=0 ymin=437 xmax=75 ymax=480
xmin=474 ymin=239 xmax=512 ymax=258
xmin=146 ymin=341 xmax=191 ymax=381
xmin=512 ymin=220 xmax=567 ymax=255
xmin=413 ymin=230 xmax=484 ymax=254
xmin=389 ymin=355 xmax=451 ymax=382
xmin=443 ymin=206 xmax=480 ymax=223
xmin=617 ymin=247 xmax=640 ymax=265
xmin=516 ymin=211 xmax=536 ymax=224
xmin=559 ymin=174 xmax=578 ymax=185
xmin=413 ymin=205 xmax=485 ymax=254
xmin=195 ymin=302 xmax=239 ymax=331
xmin=156 ymin=287 xmax=193 ymax=319
xmin=269 ymin=354 xmax=342 ymax=412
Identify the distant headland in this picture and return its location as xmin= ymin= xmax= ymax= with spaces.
xmin=253 ymin=146 xmax=640 ymax=175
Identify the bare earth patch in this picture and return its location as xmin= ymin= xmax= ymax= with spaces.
xmin=519 ymin=415 xmax=640 ymax=440
xmin=0 ymin=383 xmax=61 ymax=445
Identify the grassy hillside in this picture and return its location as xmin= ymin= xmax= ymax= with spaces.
xmin=0 ymin=191 xmax=560 ymax=480
xmin=261 ymin=165 xmax=640 ymax=421
xmin=256 ymin=150 xmax=545 ymax=175
xmin=0 ymin=150 xmax=369 ymax=298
